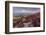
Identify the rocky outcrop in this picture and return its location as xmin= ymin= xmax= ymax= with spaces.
xmin=13 ymin=12 xmax=40 ymax=28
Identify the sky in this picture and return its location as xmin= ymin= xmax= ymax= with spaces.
xmin=13 ymin=7 xmax=40 ymax=16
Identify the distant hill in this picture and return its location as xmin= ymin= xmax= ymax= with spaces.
xmin=13 ymin=12 xmax=40 ymax=16
xmin=13 ymin=13 xmax=31 ymax=16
